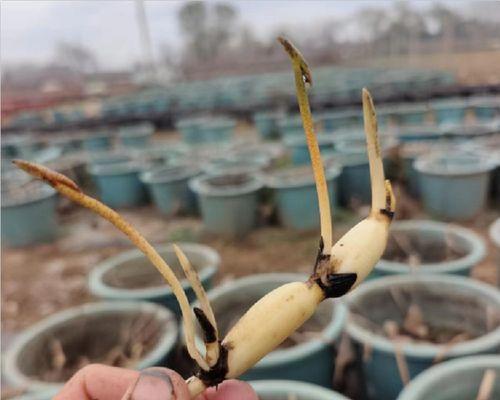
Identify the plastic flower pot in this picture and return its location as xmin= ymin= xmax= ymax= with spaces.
xmin=392 ymin=104 xmax=429 ymax=126
xmin=431 ymin=100 xmax=467 ymax=126
xmin=3 ymin=301 xmax=178 ymax=394
xmin=187 ymin=274 xmax=347 ymax=387
xmin=414 ymin=153 xmax=495 ymax=220
xmin=1 ymin=182 xmax=58 ymax=247
xmin=277 ymin=115 xmax=304 ymax=138
xmin=204 ymin=118 xmax=236 ymax=143
xmin=253 ymin=111 xmax=283 ymax=140
xmin=88 ymin=161 xmax=148 ymax=208
xmin=397 ymin=355 xmax=500 ymax=400
xmin=82 ymin=132 xmax=112 ymax=151
xmin=372 ymin=220 xmax=486 ymax=278
xmin=336 ymin=137 xmax=396 ymax=205
xmin=319 ymin=109 xmax=363 ymax=131
xmin=265 ymin=165 xmax=341 ymax=231
xmin=396 ymin=126 xmax=443 ymax=143
xmin=140 ymin=165 xmax=199 ymax=216
xmin=206 ymin=156 xmax=268 ymax=175
xmin=89 ymin=243 xmax=219 ymax=314
xmin=345 ymin=275 xmax=500 ymax=400
xmin=189 ymin=172 xmax=263 ymax=237
xmin=284 ymin=135 xmax=335 ymax=165
xmin=119 ymin=122 xmax=154 ymax=147
xmin=469 ymin=97 xmax=499 ymax=122
xmin=250 ymin=380 xmax=350 ymax=400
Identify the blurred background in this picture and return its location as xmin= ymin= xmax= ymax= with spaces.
xmin=1 ymin=1 xmax=500 ymax=400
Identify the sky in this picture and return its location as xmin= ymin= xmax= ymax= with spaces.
xmin=1 ymin=0 xmax=497 ymax=71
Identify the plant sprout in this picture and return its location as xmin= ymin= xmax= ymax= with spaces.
xmin=13 ymin=37 xmax=395 ymax=399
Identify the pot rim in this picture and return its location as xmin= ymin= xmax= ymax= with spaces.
xmin=188 ymin=273 xmax=347 ymax=368
xmin=265 ymin=165 xmax=341 ymax=189
xmin=250 ymin=379 xmax=350 ymax=400
xmin=414 ymin=153 xmax=496 ymax=176
xmin=345 ymin=274 xmax=500 ymax=359
xmin=3 ymin=301 xmax=178 ymax=392
xmin=376 ymin=220 xmax=486 ymax=274
xmin=89 ymin=242 xmax=219 ymax=299
xmin=189 ymin=173 xmax=264 ymax=197
xmin=397 ymin=355 xmax=500 ymax=400
xmin=140 ymin=165 xmax=200 ymax=184
xmin=88 ymin=161 xmax=144 ymax=176
xmin=1 ymin=185 xmax=57 ymax=208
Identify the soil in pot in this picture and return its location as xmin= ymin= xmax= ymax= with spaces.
xmin=204 ymin=173 xmax=252 ymax=188
xmin=101 ymin=256 xmax=204 ymax=290
xmin=22 ymin=312 xmax=163 ymax=383
xmin=383 ymin=231 xmax=467 ymax=266
xmin=349 ymin=286 xmax=491 ymax=346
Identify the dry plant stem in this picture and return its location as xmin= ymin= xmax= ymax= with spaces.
xmin=476 ymin=369 xmax=496 ymax=400
xmin=173 ymin=244 xmax=220 ymax=366
xmin=12 ymin=159 xmax=210 ymax=372
xmin=362 ymin=88 xmax=387 ymax=213
xmin=278 ymin=36 xmax=333 ymax=254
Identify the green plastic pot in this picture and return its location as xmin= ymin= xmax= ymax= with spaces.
xmin=392 ymin=104 xmax=429 ymax=126
xmin=119 ymin=122 xmax=154 ymax=147
xmin=431 ymin=100 xmax=467 ymax=126
xmin=88 ymin=161 xmax=148 ymax=208
xmin=82 ymin=132 xmax=112 ymax=151
xmin=189 ymin=172 xmax=264 ymax=237
xmin=372 ymin=220 xmax=486 ymax=278
xmin=141 ymin=165 xmax=199 ymax=216
xmin=188 ymin=273 xmax=347 ymax=387
xmin=250 ymin=380 xmax=350 ymax=399
xmin=285 ymin=135 xmax=335 ymax=165
xmin=414 ymin=153 xmax=495 ymax=220
xmin=277 ymin=115 xmax=304 ymax=138
xmin=1 ymin=183 xmax=58 ymax=247
xmin=319 ymin=109 xmax=363 ymax=131
xmin=397 ymin=355 xmax=500 ymax=400
xmin=3 ymin=301 xmax=178 ymax=394
xmin=89 ymin=243 xmax=219 ymax=314
xmin=253 ymin=111 xmax=283 ymax=140
xmin=345 ymin=275 xmax=500 ymax=400
xmin=265 ymin=165 xmax=341 ymax=230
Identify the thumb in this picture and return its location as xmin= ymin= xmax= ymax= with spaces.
xmin=121 ymin=367 xmax=190 ymax=400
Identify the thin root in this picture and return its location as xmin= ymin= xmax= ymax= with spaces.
xmin=13 ymin=159 xmax=210 ymax=371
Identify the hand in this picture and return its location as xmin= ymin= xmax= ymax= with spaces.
xmin=54 ymin=364 xmax=258 ymax=400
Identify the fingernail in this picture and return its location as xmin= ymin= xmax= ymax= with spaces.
xmin=122 ymin=368 xmax=174 ymax=400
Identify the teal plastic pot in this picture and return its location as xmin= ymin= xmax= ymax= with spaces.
xmin=414 ymin=153 xmax=495 ymax=220
xmin=396 ymin=126 xmax=443 ymax=143
xmin=285 ymin=135 xmax=335 ymax=165
xmin=470 ymin=97 xmax=499 ymax=122
xmin=277 ymin=115 xmax=304 ymax=138
xmin=1 ymin=183 xmax=58 ymax=247
xmin=141 ymin=165 xmax=199 ymax=216
xmin=119 ymin=122 xmax=154 ymax=147
xmin=89 ymin=243 xmax=219 ymax=314
xmin=189 ymin=172 xmax=263 ymax=237
xmin=397 ymin=355 xmax=500 ymax=400
xmin=89 ymin=161 xmax=148 ymax=208
xmin=253 ymin=111 xmax=283 ymax=140
xmin=188 ymin=274 xmax=347 ymax=387
xmin=250 ymin=380 xmax=350 ymax=399
xmin=319 ymin=109 xmax=363 ymax=131
xmin=431 ymin=100 xmax=467 ymax=126
xmin=3 ymin=301 xmax=178 ymax=394
xmin=345 ymin=275 xmax=500 ymax=400
xmin=204 ymin=118 xmax=236 ymax=143
xmin=266 ymin=165 xmax=341 ymax=230
xmin=393 ymin=104 xmax=429 ymax=126
xmin=176 ymin=118 xmax=204 ymax=144
xmin=372 ymin=220 xmax=486 ymax=278
xmin=82 ymin=132 xmax=112 ymax=151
